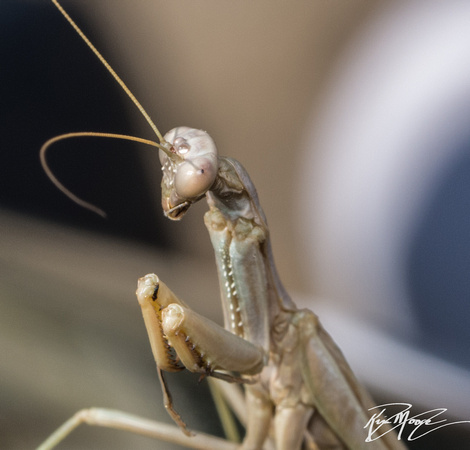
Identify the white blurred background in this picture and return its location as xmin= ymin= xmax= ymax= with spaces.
xmin=1 ymin=1 xmax=469 ymax=448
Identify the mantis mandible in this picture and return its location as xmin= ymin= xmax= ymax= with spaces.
xmin=39 ymin=1 xmax=406 ymax=449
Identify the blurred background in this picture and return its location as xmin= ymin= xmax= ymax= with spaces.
xmin=1 ymin=0 xmax=469 ymax=448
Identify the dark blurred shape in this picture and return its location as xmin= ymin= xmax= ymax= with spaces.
xmin=408 ymin=138 xmax=470 ymax=370
xmin=0 ymin=1 xmax=170 ymax=248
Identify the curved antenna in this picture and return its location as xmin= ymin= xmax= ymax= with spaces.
xmin=40 ymin=132 xmax=161 ymax=217
xmin=44 ymin=1 xmax=179 ymax=216
xmin=51 ymin=0 xmax=166 ymax=144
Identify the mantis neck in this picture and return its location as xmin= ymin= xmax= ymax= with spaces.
xmin=204 ymin=157 xmax=296 ymax=352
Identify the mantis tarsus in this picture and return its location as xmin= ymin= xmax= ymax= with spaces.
xmin=39 ymin=1 xmax=406 ymax=449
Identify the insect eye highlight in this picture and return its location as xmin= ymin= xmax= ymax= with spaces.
xmin=173 ymin=137 xmax=190 ymax=154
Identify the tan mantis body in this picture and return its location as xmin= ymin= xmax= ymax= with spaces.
xmin=145 ymin=130 xmax=404 ymax=449
xmin=39 ymin=2 xmax=406 ymax=449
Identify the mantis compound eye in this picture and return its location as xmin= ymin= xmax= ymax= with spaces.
xmin=159 ymin=127 xmax=218 ymax=219
xmin=174 ymin=159 xmax=217 ymax=199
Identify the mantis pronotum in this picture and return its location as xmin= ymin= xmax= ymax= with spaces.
xmin=39 ymin=1 xmax=406 ymax=449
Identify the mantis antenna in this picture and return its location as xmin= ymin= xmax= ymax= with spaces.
xmin=41 ymin=0 xmax=174 ymax=217
xmin=40 ymin=133 xmax=161 ymax=218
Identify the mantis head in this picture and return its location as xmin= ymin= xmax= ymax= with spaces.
xmin=159 ymin=127 xmax=218 ymax=220
xmin=42 ymin=3 xmax=220 ymax=222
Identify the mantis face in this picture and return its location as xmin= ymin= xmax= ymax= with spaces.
xmin=159 ymin=127 xmax=218 ymax=220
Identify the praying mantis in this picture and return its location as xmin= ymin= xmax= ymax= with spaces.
xmin=38 ymin=1 xmax=406 ymax=449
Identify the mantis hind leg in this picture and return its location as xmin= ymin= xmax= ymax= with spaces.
xmin=239 ymin=385 xmax=273 ymax=450
xmin=273 ymin=404 xmax=313 ymax=450
xmin=36 ymin=407 xmax=238 ymax=450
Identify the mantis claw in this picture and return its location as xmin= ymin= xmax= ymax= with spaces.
xmin=157 ymin=369 xmax=194 ymax=437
